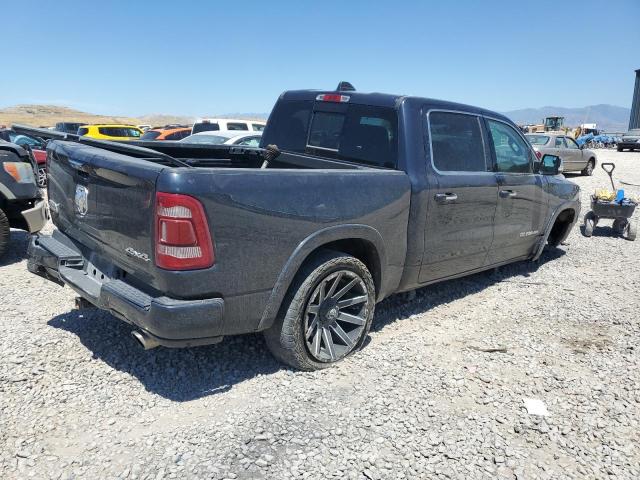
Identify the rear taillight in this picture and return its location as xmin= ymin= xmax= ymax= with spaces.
xmin=155 ymin=192 xmax=214 ymax=270
xmin=535 ymin=150 xmax=542 ymax=159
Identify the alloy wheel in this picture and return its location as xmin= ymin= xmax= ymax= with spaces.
xmin=303 ymin=270 xmax=371 ymax=362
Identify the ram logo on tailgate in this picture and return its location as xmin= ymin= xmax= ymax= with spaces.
xmin=75 ymin=185 xmax=89 ymax=216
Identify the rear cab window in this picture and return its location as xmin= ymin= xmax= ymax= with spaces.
xmin=261 ymin=99 xmax=398 ymax=168
xmin=226 ymin=122 xmax=249 ymax=131
xmin=192 ymin=122 xmax=220 ymax=134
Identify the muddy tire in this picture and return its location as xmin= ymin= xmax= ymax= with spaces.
xmin=0 ymin=207 xmax=9 ymax=258
xmin=264 ymin=250 xmax=375 ymax=371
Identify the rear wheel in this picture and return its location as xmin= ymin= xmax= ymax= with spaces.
xmin=617 ymin=146 xmax=623 ymax=152
xmin=583 ymin=212 xmax=596 ymax=237
xmin=581 ymin=159 xmax=595 ymax=176
xmin=0 ymin=207 xmax=10 ymax=258
xmin=264 ymin=251 xmax=375 ymax=370
xmin=626 ymin=221 xmax=637 ymax=241
xmin=612 ymin=218 xmax=627 ymax=235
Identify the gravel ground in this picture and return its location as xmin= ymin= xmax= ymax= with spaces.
xmin=1 ymin=150 xmax=639 ymax=480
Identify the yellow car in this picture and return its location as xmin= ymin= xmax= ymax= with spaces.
xmin=77 ymin=124 xmax=143 ymax=141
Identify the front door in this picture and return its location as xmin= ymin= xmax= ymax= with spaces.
xmin=485 ymin=118 xmax=547 ymax=264
xmin=419 ymin=110 xmax=498 ymax=283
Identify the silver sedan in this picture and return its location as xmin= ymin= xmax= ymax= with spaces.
xmin=526 ymin=133 xmax=597 ymax=176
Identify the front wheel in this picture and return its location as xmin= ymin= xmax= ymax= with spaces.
xmin=264 ymin=251 xmax=376 ymax=370
xmin=0 ymin=207 xmax=10 ymax=258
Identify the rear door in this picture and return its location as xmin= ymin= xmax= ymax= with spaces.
xmin=484 ymin=118 xmax=547 ymax=264
xmin=419 ymin=110 xmax=498 ymax=283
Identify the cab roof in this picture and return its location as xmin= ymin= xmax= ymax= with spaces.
xmin=280 ymin=86 xmax=512 ymax=124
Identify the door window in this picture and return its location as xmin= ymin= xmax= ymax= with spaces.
xmin=565 ymin=137 xmax=580 ymax=149
xmin=487 ymin=120 xmax=533 ymax=174
xmin=428 ymin=112 xmax=486 ymax=172
xmin=554 ymin=137 xmax=566 ymax=148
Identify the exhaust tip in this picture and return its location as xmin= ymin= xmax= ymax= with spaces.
xmin=131 ymin=330 xmax=160 ymax=350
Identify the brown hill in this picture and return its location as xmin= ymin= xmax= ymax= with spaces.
xmin=0 ymin=104 xmax=195 ymax=128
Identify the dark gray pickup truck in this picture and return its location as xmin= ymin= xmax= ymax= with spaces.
xmin=25 ymin=84 xmax=580 ymax=370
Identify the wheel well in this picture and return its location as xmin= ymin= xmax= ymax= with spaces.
xmin=548 ymin=209 xmax=575 ymax=246
xmin=304 ymin=239 xmax=382 ymax=296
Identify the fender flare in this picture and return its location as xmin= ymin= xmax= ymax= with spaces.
xmin=532 ymin=200 xmax=581 ymax=261
xmin=257 ymin=224 xmax=387 ymax=330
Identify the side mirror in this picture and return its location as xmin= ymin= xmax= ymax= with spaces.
xmin=540 ymin=154 xmax=563 ymax=175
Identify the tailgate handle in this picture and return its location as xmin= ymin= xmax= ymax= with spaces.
xmin=434 ymin=193 xmax=458 ymax=204
xmin=69 ymin=159 xmax=93 ymax=175
xmin=499 ymin=189 xmax=517 ymax=198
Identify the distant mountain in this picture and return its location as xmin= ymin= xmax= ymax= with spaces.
xmin=503 ymin=104 xmax=630 ymax=132
xmin=0 ymin=104 xmax=266 ymax=128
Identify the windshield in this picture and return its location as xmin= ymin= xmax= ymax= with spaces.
xmin=181 ymin=134 xmax=227 ymax=144
xmin=526 ymin=135 xmax=550 ymax=145
xmin=141 ymin=131 xmax=161 ymax=140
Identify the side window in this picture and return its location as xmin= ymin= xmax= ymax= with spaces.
xmin=487 ymin=120 xmax=533 ymax=174
xmin=565 ymin=137 xmax=580 ymax=149
xmin=428 ymin=111 xmax=486 ymax=172
xmin=226 ymin=122 xmax=248 ymax=131
xmin=78 ymin=127 xmax=89 ymax=136
xmin=252 ymin=123 xmax=265 ymax=131
xmin=554 ymin=137 xmax=566 ymax=148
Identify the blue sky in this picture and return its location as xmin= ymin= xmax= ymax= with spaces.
xmin=3 ymin=0 xmax=639 ymax=116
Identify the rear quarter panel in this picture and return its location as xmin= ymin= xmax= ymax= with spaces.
xmin=155 ymin=168 xmax=411 ymax=333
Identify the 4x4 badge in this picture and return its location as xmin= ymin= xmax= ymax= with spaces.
xmin=75 ymin=185 xmax=89 ymax=216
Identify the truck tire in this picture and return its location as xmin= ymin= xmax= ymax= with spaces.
xmin=264 ymin=251 xmax=376 ymax=370
xmin=0 ymin=207 xmax=9 ymax=258
xmin=583 ymin=212 xmax=595 ymax=237
xmin=581 ymin=159 xmax=595 ymax=176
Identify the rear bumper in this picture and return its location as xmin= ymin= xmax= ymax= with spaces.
xmin=28 ymin=231 xmax=225 ymax=347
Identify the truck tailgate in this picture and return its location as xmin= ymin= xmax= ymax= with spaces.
xmin=47 ymin=141 xmax=165 ymax=277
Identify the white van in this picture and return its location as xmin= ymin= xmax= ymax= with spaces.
xmin=191 ymin=118 xmax=266 ymax=134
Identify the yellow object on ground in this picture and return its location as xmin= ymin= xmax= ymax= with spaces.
xmin=594 ymin=189 xmax=615 ymax=201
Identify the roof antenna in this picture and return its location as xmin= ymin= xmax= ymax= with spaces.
xmin=336 ymin=81 xmax=356 ymax=92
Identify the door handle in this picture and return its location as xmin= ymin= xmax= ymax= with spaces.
xmin=499 ymin=189 xmax=517 ymax=198
xmin=434 ymin=193 xmax=458 ymax=204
